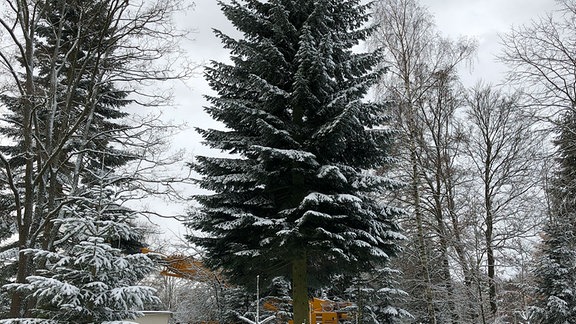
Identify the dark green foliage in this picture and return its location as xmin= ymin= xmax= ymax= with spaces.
xmin=189 ymin=0 xmax=402 ymax=294
xmin=0 ymin=0 xmax=137 ymax=247
xmin=0 ymin=0 xmax=134 ymax=182
xmin=220 ymin=286 xmax=253 ymax=323
xmin=344 ymin=268 xmax=411 ymax=324
xmin=533 ymin=111 xmax=576 ymax=323
xmin=261 ymin=277 xmax=293 ymax=323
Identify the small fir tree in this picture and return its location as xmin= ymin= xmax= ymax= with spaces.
xmin=344 ymin=268 xmax=411 ymax=324
xmin=4 ymin=186 xmax=159 ymax=323
xmin=261 ymin=277 xmax=293 ymax=323
xmin=188 ymin=0 xmax=403 ymax=322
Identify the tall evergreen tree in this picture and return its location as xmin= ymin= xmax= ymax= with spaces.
xmin=188 ymin=0 xmax=403 ymax=322
xmin=533 ymin=111 xmax=576 ymax=323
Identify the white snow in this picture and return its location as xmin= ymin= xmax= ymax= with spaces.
xmin=317 ymin=165 xmax=348 ymax=183
xmin=252 ymin=146 xmax=319 ymax=165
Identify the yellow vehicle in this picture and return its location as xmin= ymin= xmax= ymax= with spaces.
xmin=278 ymin=298 xmax=353 ymax=324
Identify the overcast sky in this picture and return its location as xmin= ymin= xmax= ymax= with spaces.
xmin=153 ymin=0 xmax=558 ymax=242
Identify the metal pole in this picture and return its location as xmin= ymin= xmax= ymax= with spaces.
xmin=256 ymin=275 xmax=260 ymax=323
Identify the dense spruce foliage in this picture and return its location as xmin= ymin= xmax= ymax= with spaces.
xmin=187 ymin=0 xmax=403 ymax=322
xmin=533 ymin=111 xmax=576 ymax=323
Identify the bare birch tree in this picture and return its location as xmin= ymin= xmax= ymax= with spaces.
xmin=463 ymin=84 xmax=546 ymax=322
xmin=500 ymin=0 xmax=574 ymax=114
xmin=371 ymin=0 xmax=475 ymax=322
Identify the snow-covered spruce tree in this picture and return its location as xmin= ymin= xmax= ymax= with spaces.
xmin=532 ymin=111 xmax=576 ymax=323
xmin=4 ymin=186 xmax=159 ymax=323
xmin=188 ymin=0 xmax=403 ymax=322
xmin=219 ymin=286 xmax=253 ymax=323
xmin=345 ymin=268 xmax=411 ymax=323
xmin=261 ymin=277 xmax=293 ymax=323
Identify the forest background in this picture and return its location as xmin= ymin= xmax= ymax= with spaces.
xmin=0 ymin=0 xmax=571 ymax=323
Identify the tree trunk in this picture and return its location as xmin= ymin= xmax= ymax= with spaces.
xmin=10 ymin=3 xmax=37 ymax=314
xmin=411 ymin=154 xmax=437 ymax=324
xmin=485 ymin=147 xmax=497 ymax=318
xmin=292 ymin=256 xmax=308 ymax=324
xmin=452 ymin=232 xmax=479 ymax=321
xmin=486 ymin=231 xmax=497 ymax=317
xmin=439 ymin=234 xmax=457 ymax=323
xmin=432 ymin=150 xmax=457 ymax=323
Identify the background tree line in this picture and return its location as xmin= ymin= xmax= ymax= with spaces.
xmin=365 ymin=0 xmax=573 ymax=323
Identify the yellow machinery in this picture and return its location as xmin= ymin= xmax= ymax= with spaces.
xmin=310 ymin=297 xmax=352 ymax=324
xmin=282 ymin=298 xmax=352 ymax=324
